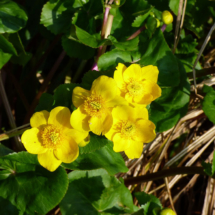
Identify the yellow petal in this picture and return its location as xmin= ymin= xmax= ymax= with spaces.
xmin=30 ymin=110 xmax=49 ymax=128
xmin=112 ymin=133 xmax=134 ymax=152
xmin=125 ymin=93 xmax=134 ymax=103
xmin=70 ymin=105 xmax=90 ymax=132
xmin=78 ymin=134 xmax=90 ymax=147
xmin=63 ymin=128 xmax=89 ymax=144
xmin=38 ymin=150 xmax=62 ymax=172
xmin=72 ymin=87 xmax=91 ymax=108
xmin=132 ymin=106 xmax=149 ymax=120
xmin=135 ymin=119 xmax=156 ymax=142
xmin=123 ymin=64 xmax=142 ymax=83
xmin=112 ymin=105 xmax=133 ymax=121
xmin=48 ymin=106 xmax=71 ymax=129
xmin=105 ymin=123 xmax=118 ymax=141
xmin=91 ymin=76 xmax=120 ymax=101
xmin=114 ymin=63 xmax=127 ymax=89
xmin=21 ymin=128 xmax=47 ymax=154
xmin=124 ymin=141 xmax=143 ymax=159
xmin=106 ymin=95 xmax=128 ymax=108
xmin=89 ymin=111 xmax=113 ymax=135
xmin=54 ymin=137 xmax=79 ymax=163
xmin=134 ymin=93 xmax=153 ymax=105
xmin=141 ymin=65 xmax=159 ymax=83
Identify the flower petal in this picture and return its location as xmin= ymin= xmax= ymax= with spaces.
xmin=123 ymin=64 xmax=142 ymax=83
xmin=114 ymin=63 xmax=127 ymax=89
xmin=141 ymin=65 xmax=159 ymax=83
xmin=112 ymin=133 xmax=134 ymax=152
xmin=124 ymin=141 xmax=143 ymax=159
xmin=70 ymin=105 xmax=90 ymax=132
xmin=48 ymin=106 xmax=71 ymax=129
xmin=89 ymin=111 xmax=113 ymax=135
xmin=21 ymin=128 xmax=47 ymax=154
xmin=134 ymin=119 xmax=156 ymax=142
xmin=54 ymin=137 xmax=79 ymax=163
xmin=38 ymin=150 xmax=62 ymax=172
xmin=30 ymin=110 xmax=49 ymax=128
xmin=132 ymin=106 xmax=149 ymax=120
xmin=63 ymin=128 xmax=89 ymax=145
xmin=72 ymin=87 xmax=91 ymax=108
xmin=112 ymin=105 xmax=133 ymax=121
xmin=91 ymin=76 xmax=120 ymax=101
xmin=78 ymin=134 xmax=90 ymax=147
xmin=133 ymin=93 xmax=153 ymax=105
xmin=106 ymin=95 xmax=128 ymax=108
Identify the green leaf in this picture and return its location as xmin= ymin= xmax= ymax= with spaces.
xmin=202 ymin=87 xmax=215 ymax=124
xmin=202 ymin=161 xmax=212 ymax=176
xmin=0 ymin=152 xmax=69 ymax=214
xmin=62 ymin=35 xmax=95 ymax=59
xmin=138 ymin=29 xmax=180 ymax=87
xmin=40 ymin=0 xmax=74 ymax=35
xmin=35 ymin=93 xmax=55 ymax=112
xmin=62 ymin=141 xmax=128 ymax=175
xmin=79 ymin=133 xmax=109 ymax=154
xmin=60 ymin=169 xmax=137 ymax=214
xmin=53 ymin=83 xmax=78 ymax=109
xmin=149 ymin=58 xmax=190 ymax=132
xmin=0 ymin=196 xmax=20 ymax=215
xmin=75 ymin=25 xmax=107 ymax=48
xmin=132 ymin=8 xmax=152 ymax=27
xmin=135 ymin=192 xmax=162 ymax=215
xmin=98 ymin=49 xmax=132 ymax=71
xmin=81 ymin=70 xmax=114 ymax=90
xmin=176 ymin=35 xmax=198 ymax=54
xmin=0 ymin=50 xmax=12 ymax=69
xmin=0 ymin=35 xmax=17 ymax=56
xmin=169 ymin=0 xmax=180 ymax=15
xmin=109 ymin=35 xmax=139 ymax=51
xmin=0 ymin=0 xmax=28 ymax=33
xmin=212 ymin=150 xmax=215 ymax=175
xmin=0 ymin=144 xmax=13 ymax=156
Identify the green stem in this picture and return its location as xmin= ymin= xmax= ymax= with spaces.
xmin=123 ymin=167 xmax=206 ymax=186
xmin=0 ymin=127 xmax=29 ymax=141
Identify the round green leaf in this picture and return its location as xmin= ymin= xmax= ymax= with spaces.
xmin=0 ymin=152 xmax=69 ymax=214
xmin=0 ymin=0 xmax=28 ymax=33
xmin=63 ymin=141 xmax=128 ymax=175
xmin=60 ymin=169 xmax=137 ymax=214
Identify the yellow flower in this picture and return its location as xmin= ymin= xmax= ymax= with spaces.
xmin=70 ymin=75 xmax=127 ymax=135
xmin=105 ymin=105 xmax=156 ymax=159
xmin=21 ymin=106 xmax=88 ymax=172
xmin=162 ymin=10 xmax=173 ymax=25
xmin=114 ymin=63 xmax=161 ymax=106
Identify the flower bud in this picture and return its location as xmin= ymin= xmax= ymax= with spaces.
xmin=162 ymin=10 xmax=173 ymax=25
xmin=114 ymin=0 xmax=120 ymax=5
xmin=160 ymin=208 xmax=176 ymax=215
xmin=156 ymin=18 xmax=160 ymax=28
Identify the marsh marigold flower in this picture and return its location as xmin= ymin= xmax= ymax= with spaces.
xmin=70 ymin=75 xmax=127 ymax=135
xmin=114 ymin=63 xmax=161 ymax=106
xmin=21 ymin=106 xmax=88 ymax=172
xmin=105 ymin=105 xmax=156 ymax=158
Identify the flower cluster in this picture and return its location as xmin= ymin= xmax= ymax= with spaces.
xmin=71 ymin=63 xmax=161 ymax=159
xmin=21 ymin=63 xmax=161 ymax=171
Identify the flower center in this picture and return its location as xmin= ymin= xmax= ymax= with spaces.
xmin=41 ymin=125 xmax=62 ymax=149
xmin=127 ymin=81 xmax=143 ymax=96
xmin=114 ymin=120 xmax=136 ymax=139
xmin=84 ymin=95 xmax=104 ymax=117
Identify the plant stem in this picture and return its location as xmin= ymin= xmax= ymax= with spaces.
xmin=0 ymin=127 xmax=29 ymax=141
xmin=124 ymin=166 xmax=206 ymax=186
xmin=127 ymin=26 xmax=145 ymax=41
xmin=161 ymin=24 xmax=167 ymax=32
